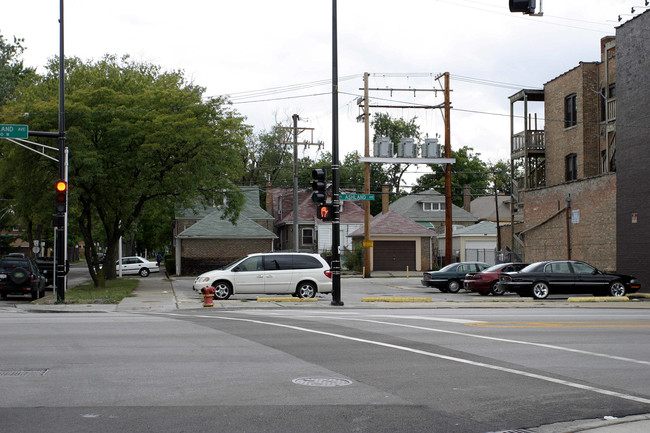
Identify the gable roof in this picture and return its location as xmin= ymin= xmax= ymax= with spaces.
xmin=389 ymin=189 xmax=478 ymax=223
xmin=176 ymin=186 xmax=273 ymax=221
xmin=470 ymin=194 xmax=517 ymax=222
xmin=349 ymin=211 xmax=435 ymax=237
xmin=440 ymin=220 xmax=497 ymax=238
xmin=268 ymin=187 xmax=367 ymax=225
xmin=177 ymin=209 xmax=276 ymax=239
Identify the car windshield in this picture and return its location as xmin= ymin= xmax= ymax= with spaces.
xmin=519 ymin=262 xmax=544 ymax=273
xmin=222 ymin=256 xmax=247 ymax=270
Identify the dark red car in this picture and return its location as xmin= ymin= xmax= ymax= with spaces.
xmin=464 ymin=262 xmax=528 ymax=296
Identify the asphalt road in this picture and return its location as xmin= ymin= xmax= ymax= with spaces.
xmin=1 ymin=306 xmax=649 ymax=433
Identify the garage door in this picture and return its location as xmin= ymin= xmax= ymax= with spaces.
xmin=374 ymin=241 xmax=416 ymax=271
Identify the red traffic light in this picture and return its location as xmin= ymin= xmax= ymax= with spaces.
xmin=56 ymin=180 xmax=67 ymax=192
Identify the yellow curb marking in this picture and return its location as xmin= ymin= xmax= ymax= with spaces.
xmin=362 ymin=297 xmax=432 ymax=303
xmin=568 ymin=296 xmax=629 ymax=302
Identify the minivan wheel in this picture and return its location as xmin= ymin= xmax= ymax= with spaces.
xmin=531 ymin=282 xmax=550 ymax=300
xmin=213 ymin=281 xmax=232 ymax=300
xmin=296 ymin=282 xmax=316 ymax=299
xmin=608 ymin=281 xmax=626 ymax=297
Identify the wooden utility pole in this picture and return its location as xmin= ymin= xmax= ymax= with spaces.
xmin=277 ymin=119 xmax=322 ymax=252
xmin=358 ymin=72 xmax=454 ymax=271
xmin=443 ymin=72 xmax=453 ymax=265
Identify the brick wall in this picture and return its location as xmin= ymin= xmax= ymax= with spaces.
xmin=523 ymin=173 xmax=616 ymax=271
xmin=180 ymin=238 xmax=272 ymax=275
xmin=616 ymin=11 xmax=650 ymax=284
xmin=544 ymin=63 xmax=601 ymax=187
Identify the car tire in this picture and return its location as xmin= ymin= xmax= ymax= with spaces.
xmin=490 ymin=281 xmax=505 ymax=296
xmin=213 ymin=281 xmax=232 ymax=300
xmin=439 ymin=287 xmax=449 ymax=293
xmin=531 ymin=282 xmax=550 ymax=300
xmin=608 ymin=281 xmax=626 ymax=297
xmin=139 ymin=268 xmax=150 ymax=277
xmin=10 ymin=268 xmax=29 ymax=285
xmin=296 ymin=281 xmax=317 ymax=299
xmin=447 ymin=280 xmax=461 ymax=293
xmin=31 ymin=288 xmax=39 ymax=301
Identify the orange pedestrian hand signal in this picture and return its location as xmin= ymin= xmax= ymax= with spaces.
xmin=317 ymin=204 xmax=333 ymax=221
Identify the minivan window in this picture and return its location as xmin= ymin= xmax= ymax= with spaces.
xmin=237 ymin=256 xmax=263 ymax=272
xmin=265 ymin=255 xmax=293 ymax=271
xmin=293 ymin=255 xmax=323 ymax=269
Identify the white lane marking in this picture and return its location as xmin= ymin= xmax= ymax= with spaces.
xmin=220 ymin=311 xmax=649 ymax=367
xmin=181 ymin=313 xmax=650 ymax=405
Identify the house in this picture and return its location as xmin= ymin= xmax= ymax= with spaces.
xmin=173 ymin=186 xmax=276 ymax=275
xmin=508 ymin=36 xmax=617 ymax=271
xmin=265 ymin=187 xmax=367 ymax=255
xmin=437 ymin=220 xmax=497 ymax=265
xmin=470 ymin=194 xmax=518 ymax=225
xmin=388 ymin=189 xmax=478 ymax=232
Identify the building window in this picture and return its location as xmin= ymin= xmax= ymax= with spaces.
xmin=565 ymin=153 xmax=577 ymax=181
xmin=608 ymin=83 xmax=616 ymax=99
xmin=564 ymin=94 xmax=577 ymax=128
xmin=302 ymin=228 xmax=313 ymax=245
xmin=422 ymin=202 xmax=440 ymax=212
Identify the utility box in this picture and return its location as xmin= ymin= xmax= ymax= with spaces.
xmin=373 ymin=137 xmax=393 ymax=157
xmin=397 ymin=138 xmax=417 ymax=158
xmin=422 ymin=138 xmax=441 ymax=158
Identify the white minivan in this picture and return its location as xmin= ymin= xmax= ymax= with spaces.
xmin=193 ymin=252 xmax=332 ymax=300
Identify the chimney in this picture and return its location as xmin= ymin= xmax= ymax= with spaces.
xmin=463 ymin=185 xmax=472 ymax=212
xmin=382 ymin=184 xmax=390 ymax=214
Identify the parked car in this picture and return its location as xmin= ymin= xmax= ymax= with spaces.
xmin=193 ymin=252 xmax=332 ymax=300
xmin=116 ymin=256 xmax=160 ymax=277
xmin=0 ymin=254 xmax=47 ymax=300
xmin=421 ymin=262 xmax=490 ymax=293
xmin=464 ymin=262 xmax=529 ymax=295
xmin=498 ymin=260 xmax=641 ymax=299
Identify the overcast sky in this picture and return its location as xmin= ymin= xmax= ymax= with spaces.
xmin=2 ymin=1 xmax=638 ymax=186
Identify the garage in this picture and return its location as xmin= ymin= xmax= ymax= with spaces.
xmin=373 ymin=241 xmax=416 ymax=271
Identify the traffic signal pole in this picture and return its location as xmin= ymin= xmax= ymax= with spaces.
xmin=55 ymin=0 xmax=67 ymax=302
xmin=331 ymin=0 xmax=343 ymax=306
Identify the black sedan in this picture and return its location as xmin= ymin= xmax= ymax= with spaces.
xmin=421 ymin=262 xmax=490 ymax=293
xmin=498 ymin=260 xmax=641 ymax=299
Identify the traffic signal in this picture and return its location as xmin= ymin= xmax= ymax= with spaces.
xmin=55 ymin=179 xmax=67 ymax=213
xmin=317 ymin=203 xmax=333 ymax=221
xmin=311 ymin=168 xmax=327 ymax=203
xmin=509 ymin=0 xmax=536 ymax=14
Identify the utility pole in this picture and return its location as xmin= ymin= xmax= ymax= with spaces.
xmin=358 ymin=72 xmax=454 ymax=269
xmin=443 ymin=72 xmax=452 ymax=265
xmin=331 ymin=0 xmax=343 ymax=306
xmin=277 ymin=118 xmax=322 ymax=252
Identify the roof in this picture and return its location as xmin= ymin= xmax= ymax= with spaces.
xmin=470 ymin=195 xmax=519 ymax=222
xmin=268 ymin=187 xmax=367 ymax=225
xmin=349 ymin=211 xmax=435 ymax=237
xmin=439 ymin=220 xmax=497 ymax=238
xmin=176 ymin=186 xmax=273 ymax=221
xmin=177 ymin=209 xmax=276 ymax=239
xmin=389 ymin=189 xmax=478 ymax=223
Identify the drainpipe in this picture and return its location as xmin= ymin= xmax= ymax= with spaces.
xmin=566 ymin=194 xmax=572 ymax=260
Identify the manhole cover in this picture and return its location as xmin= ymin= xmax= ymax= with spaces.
xmin=0 ymin=369 xmax=48 ymax=377
xmin=292 ymin=377 xmax=353 ymax=387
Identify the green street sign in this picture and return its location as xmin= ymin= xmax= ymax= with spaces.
xmin=0 ymin=124 xmax=28 ymax=139
xmin=340 ymin=193 xmax=375 ymax=201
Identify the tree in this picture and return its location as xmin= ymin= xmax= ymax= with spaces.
xmin=1 ymin=54 xmax=249 ymax=284
xmin=0 ymin=32 xmax=35 ymax=106
xmin=415 ymin=146 xmax=490 ymax=207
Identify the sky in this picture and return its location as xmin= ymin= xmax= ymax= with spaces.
xmin=2 ymin=0 xmax=639 ymax=187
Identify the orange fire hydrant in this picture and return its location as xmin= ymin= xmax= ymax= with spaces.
xmin=201 ymin=286 xmax=215 ymax=307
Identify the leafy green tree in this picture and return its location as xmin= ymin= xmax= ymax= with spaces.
xmin=1 ymin=54 xmax=248 ymax=284
xmin=0 ymin=32 xmax=35 ymax=106
xmin=416 ymin=146 xmax=490 ymax=207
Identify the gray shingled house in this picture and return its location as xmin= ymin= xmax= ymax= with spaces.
xmin=173 ymin=187 xmax=276 ymax=275
xmin=389 ymin=189 xmax=478 ymax=232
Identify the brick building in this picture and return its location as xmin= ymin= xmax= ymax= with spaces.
xmin=509 ymin=36 xmax=618 ymax=270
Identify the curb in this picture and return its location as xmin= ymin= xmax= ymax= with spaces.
xmin=362 ymin=297 xmax=432 ymax=303
xmin=257 ymin=297 xmax=319 ymax=303
xmin=567 ymin=296 xmax=630 ymax=302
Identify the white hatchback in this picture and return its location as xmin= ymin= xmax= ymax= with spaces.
xmin=116 ymin=256 xmax=160 ymax=277
xmin=193 ymin=252 xmax=332 ymax=300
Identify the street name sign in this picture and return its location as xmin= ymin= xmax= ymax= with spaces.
xmin=340 ymin=193 xmax=375 ymax=201
xmin=0 ymin=124 xmax=28 ymax=139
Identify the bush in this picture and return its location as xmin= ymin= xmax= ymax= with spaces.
xmin=163 ymin=253 xmax=175 ymax=275
xmin=343 ymin=244 xmax=363 ymax=273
